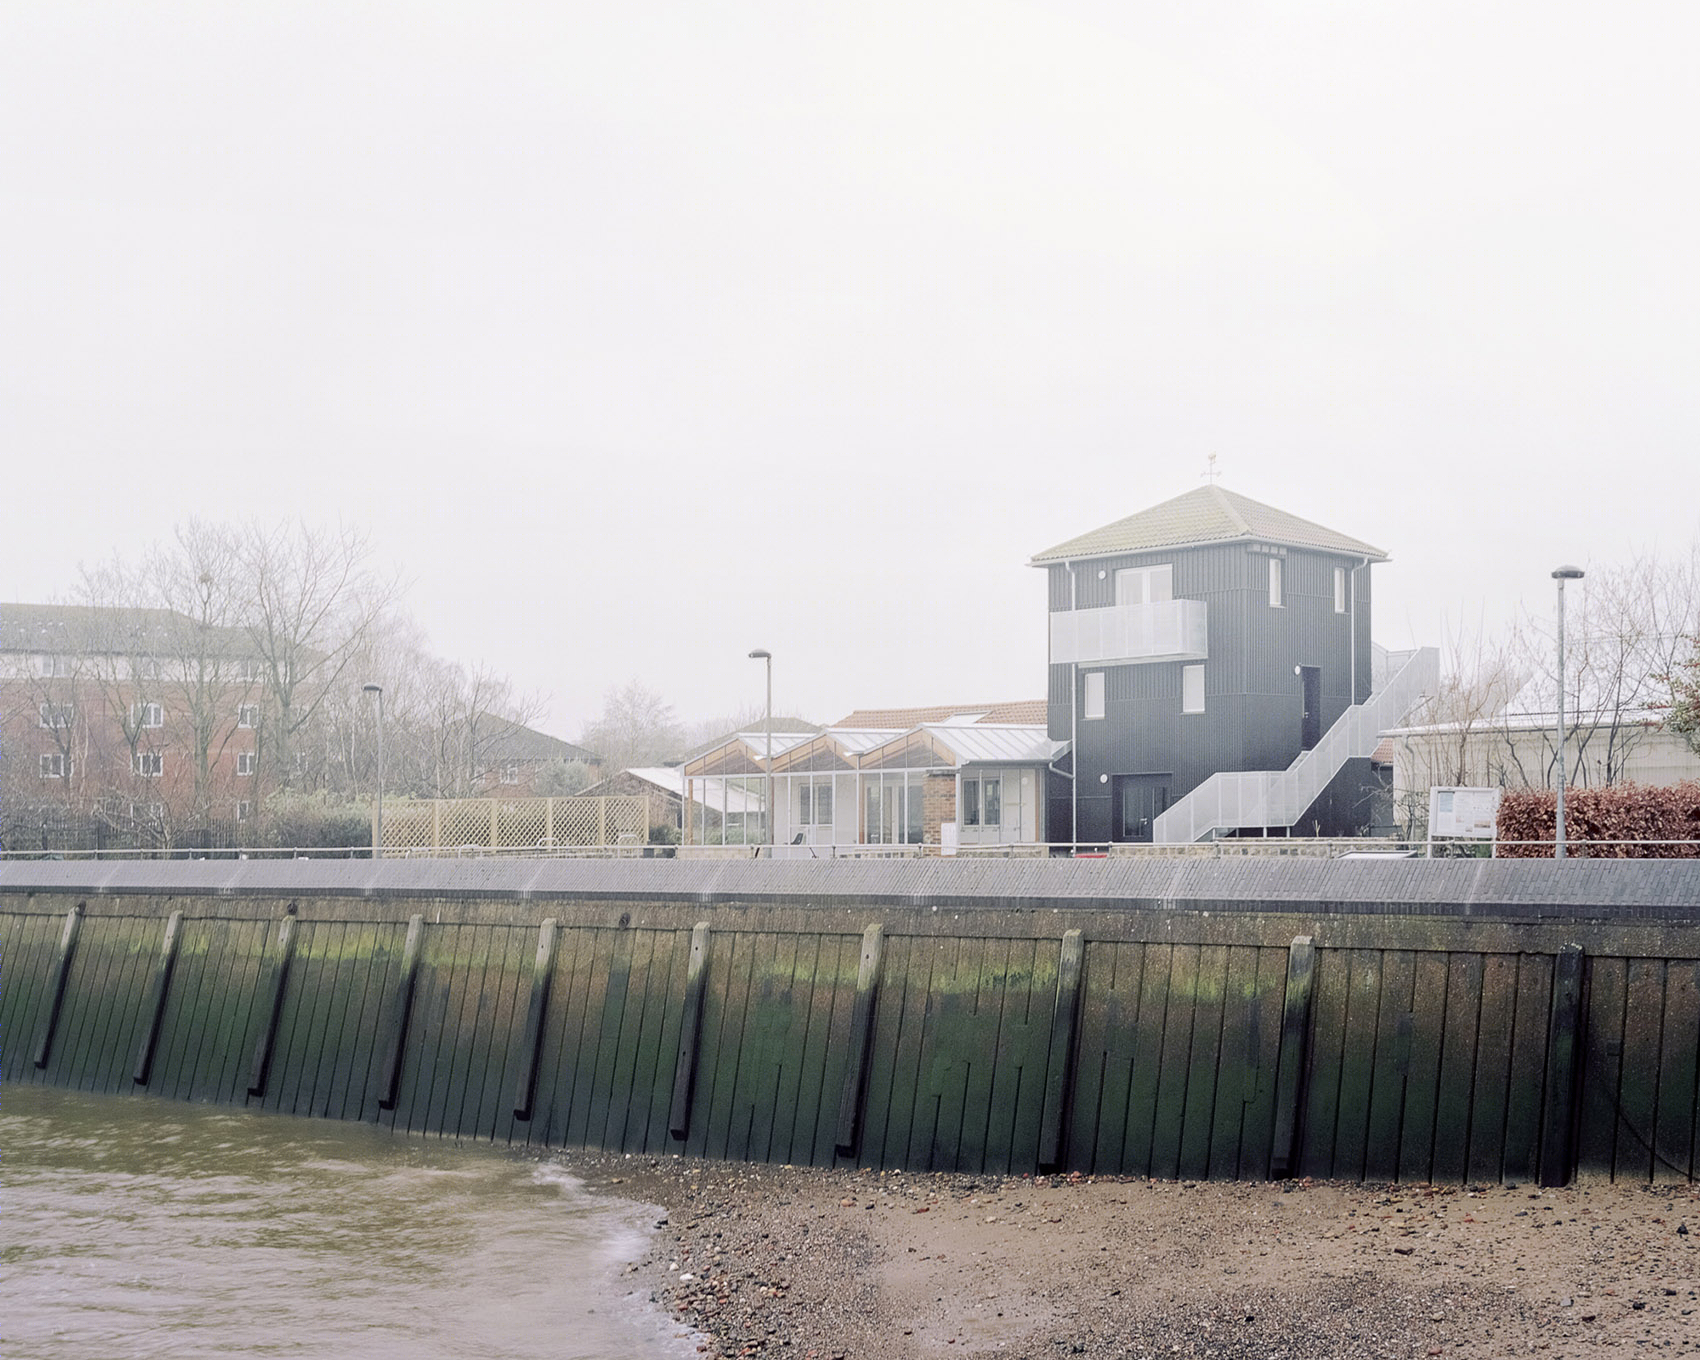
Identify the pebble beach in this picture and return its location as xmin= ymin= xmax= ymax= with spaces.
xmin=574 ymin=1155 xmax=1700 ymax=1360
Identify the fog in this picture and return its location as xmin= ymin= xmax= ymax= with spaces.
xmin=4 ymin=1 xmax=1696 ymax=739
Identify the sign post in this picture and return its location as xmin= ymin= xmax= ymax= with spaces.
xmin=1426 ymin=786 xmax=1503 ymax=857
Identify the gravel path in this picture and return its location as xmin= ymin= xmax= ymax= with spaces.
xmin=571 ymin=1154 xmax=1700 ymax=1359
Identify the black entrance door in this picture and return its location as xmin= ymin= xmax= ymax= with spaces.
xmin=1113 ymin=774 xmax=1171 ymax=842
xmin=1299 ymin=666 xmax=1322 ymax=750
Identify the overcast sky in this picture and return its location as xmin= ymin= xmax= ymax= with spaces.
xmin=4 ymin=2 xmax=1696 ymax=741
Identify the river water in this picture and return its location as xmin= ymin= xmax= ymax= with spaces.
xmin=2 ymin=1087 xmax=696 ymax=1360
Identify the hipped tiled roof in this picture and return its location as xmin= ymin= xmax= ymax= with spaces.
xmin=832 ymin=700 xmax=1047 ymax=728
xmin=1029 ymin=486 xmax=1387 ymax=565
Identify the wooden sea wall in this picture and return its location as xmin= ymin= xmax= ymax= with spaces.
xmin=4 ymin=857 xmax=1699 ymax=1184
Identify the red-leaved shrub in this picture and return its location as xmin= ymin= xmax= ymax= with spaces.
xmin=1496 ymin=781 xmax=1700 ymax=857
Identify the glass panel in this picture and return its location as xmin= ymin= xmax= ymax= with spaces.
xmin=963 ymin=777 xmax=979 ymax=827
xmin=1183 ymin=664 xmax=1205 ymax=714
xmin=815 ymin=780 xmax=833 ymax=825
xmin=905 ymin=776 xmax=923 ymax=844
xmin=983 ymin=776 xmax=1001 ymax=828
xmin=1083 ymin=671 xmax=1105 ymax=720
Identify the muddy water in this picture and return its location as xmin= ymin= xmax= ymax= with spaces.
xmin=1 ymin=1087 xmax=693 ymax=1359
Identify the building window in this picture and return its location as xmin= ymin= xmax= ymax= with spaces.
xmin=1115 ymin=564 xmax=1173 ymax=605
xmin=132 ymin=701 xmax=164 ymax=729
xmin=134 ymin=751 xmax=164 ymax=777
xmin=39 ymin=702 xmax=74 ymax=729
xmin=500 ymin=763 xmax=520 ymax=785
xmin=237 ymin=800 xmax=252 ymax=822
xmin=237 ymin=751 xmax=256 ymax=777
xmin=1268 ymin=557 xmax=1283 ymax=608
xmin=35 ymin=653 xmax=70 ymax=678
xmin=237 ymin=704 xmax=259 ymax=729
xmin=1182 ymin=664 xmax=1205 ymax=715
xmin=1334 ymin=567 xmax=1347 ymax=614
xmin=237 ymin=658 xmax=265 ymax=683
xmin=40 ymin=753 xmax=72 ymax=778
xmin=961 ymin=775 xmax=1000 ymax=827
xmin=798 ymin=778 xmax=834 ymax=826
xmin=1083 ymin=670 xmax=1106 ymax=720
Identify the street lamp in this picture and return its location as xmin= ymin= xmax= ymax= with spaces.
xmin=1551 ymin=566 xmax=1584 ymax=860
xmin=363 ymin=683 xmax=384 ymax=860
xmin=748 ymin=650 xmax=772 ymax=848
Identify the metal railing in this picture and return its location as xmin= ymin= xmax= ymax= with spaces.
xmin=4 ymin=833 xmax=1694 ymax=863
xmin=1049 ymin=598 xmax=1210 ymax=666
xmin=1152 ymin=646 xmax=1440 ymax=843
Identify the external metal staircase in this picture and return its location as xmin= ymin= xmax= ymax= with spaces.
xmin=1151 ymin=647 xmax=1439 ymax=843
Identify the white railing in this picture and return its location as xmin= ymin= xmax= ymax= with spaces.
xmin=1049 ymin=598 xmax=1209 ymax=666
xmin=1152 ymin=646 xmax=1440 ymax=843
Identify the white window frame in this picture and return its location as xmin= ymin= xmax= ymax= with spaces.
xmin=39 ymin=702 xmax=74 ymax=729
xmin=237 ymin=703 xmax=259 ymax=729
xmin=1334 ymin=566 xmax=1347 ymax=614
xmin=981 ymin=774 xmax=1001 ymax=828
xmin=36 ymin=653 xmax=69 ymax=678
xmin=1083 ymin=671 xmax=1106 ymax=721
xmin=798 ymin=777 xmax=834 ymax=827
xmin=500 ymin=763 xmax=520 ymax=785
xmin=40 ymin=753 xmax=72 ymax=778
xmin=237 ymin=800 xmax=252 ymax=822
xmin=1182 ymin=664 xmax=1206 ymax=715
xmin=132 ymin=701 xmax=164 ymax=729
xmin=961 ymin=776 xmax=980 ymax=827
xmin=1114 ymin=563 xmax=1173 ymax=606
xmin=1268 ymin=557 xmax=1283 ymax=608
xmin=134 ymin=751 xmax=164 ymax=778
xmin=237 ymin=751 xmax=256 ymax=777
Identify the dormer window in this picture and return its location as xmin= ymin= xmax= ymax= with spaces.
xmin=1115 ymin=564 xmax=1172 ymax=605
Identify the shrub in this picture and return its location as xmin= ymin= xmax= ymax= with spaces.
xmin=1496 ymin=781 xmax=1700 ymax=858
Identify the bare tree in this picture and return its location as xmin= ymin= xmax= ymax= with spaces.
xmin=579 ymin=680 xmax=684 ymax=771
xmin=80 ymin=522 xmax=261 ymax=828
xmin=1503 ymin=548 xmax=1700 ymax=788
xmin=1388 ymin=621 xmax=1524 ymax=837
xmin=238 ymin=520 xmax=399 ymax=799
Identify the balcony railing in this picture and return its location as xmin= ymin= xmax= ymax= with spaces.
xmin=1049 ymin=598 xmax=1208 ymax=667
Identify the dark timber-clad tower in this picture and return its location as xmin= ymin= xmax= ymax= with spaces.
xmin=1032 ymin=485 xmax=1415 ymax=845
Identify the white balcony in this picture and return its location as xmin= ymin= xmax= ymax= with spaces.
xmin=1049 ymin=598 xmax=1209 ymax=667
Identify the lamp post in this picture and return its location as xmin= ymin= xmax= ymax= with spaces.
xmin=1551 ymin=566 xmax=1584 ymax=859
xmin=363 ymin=683 xmax=384 ymax=860
xmin=748 ymin=649 xmax=772 ymax=847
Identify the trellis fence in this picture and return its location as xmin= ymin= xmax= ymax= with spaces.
xmin=380 ymin=796 xmax=649 ymax=854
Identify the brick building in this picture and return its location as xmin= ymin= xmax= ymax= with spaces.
xmin=1 ymin=602 xmax=264 ymax=844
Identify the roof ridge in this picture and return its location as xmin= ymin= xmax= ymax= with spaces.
xmin=1208 ymin=484 xmax=1253 ymax=536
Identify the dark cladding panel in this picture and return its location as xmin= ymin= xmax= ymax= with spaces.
xmin=1048 ymin=564 xmax=1071 ymax=612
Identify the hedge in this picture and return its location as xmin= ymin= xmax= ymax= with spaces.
xmin=1496 ymin=781 xmax=1700 ymax=858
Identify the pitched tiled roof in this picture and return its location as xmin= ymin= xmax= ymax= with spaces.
xmin=832 ymin=701 xmax=1047 ymax=729
xmin=0 ymin=602 xmax=252 ymax=657
xmin=480 ymin=720 xmax=598 ymax=764
xmin=1029 ymin=486 xmax=1387 ymax=565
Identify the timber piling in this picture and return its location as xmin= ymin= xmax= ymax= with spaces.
xmin=5 ymin=856 xmax=1699 ymax=1185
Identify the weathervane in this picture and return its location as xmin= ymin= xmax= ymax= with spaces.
xmin=1202 ymin=454 xmax=1221 ymax=485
